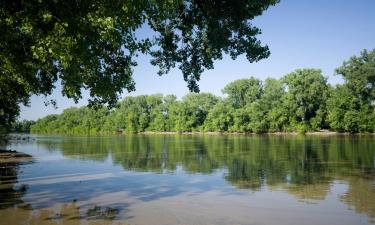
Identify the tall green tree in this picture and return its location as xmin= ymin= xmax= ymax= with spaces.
xmin=175 ymin=93 xmax=218 ymax=131
xmin=163 ymin=95 xmax=179 ymax=131
xmin=260 ymin=78 xmax=288 ymax=131
xmin=223 ymin=77 xmax=263 ymax=108
xmin=336 ymin=49 xmax=375 ymax=103
xmin=0 ymin=0 xmax=278 ymax=128
xmin=204 ymin=101 xmax=233 ymax=132
xmin=327 ymin=85 xmax=359 ymax=132
xmin=222 ymin=77 xmax=263 ymax=132
xmin=113 ymin=96 xmax=149 ymax=133
xmin=146 ymin=94 xmax=167 ymax=131
xmin=327 ymin=49 xmax=375 ymax=132
xmin=282 ymin=69 xmax=329 ymax=131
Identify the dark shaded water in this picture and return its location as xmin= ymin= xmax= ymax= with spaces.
xmin=1 ymin=135 xmax=375 ymax=224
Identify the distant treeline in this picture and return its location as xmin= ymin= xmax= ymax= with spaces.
xmin=30 ymin=49 xmax=375 ymax=134
xmin=10 ymin=120 xmax=35 ymax=133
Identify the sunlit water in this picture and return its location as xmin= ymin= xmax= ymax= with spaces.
xmin=1 ymin=135 xmax=374 ymax=225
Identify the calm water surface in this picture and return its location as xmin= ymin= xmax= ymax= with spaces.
xmin=1 ymin=135 xmax=375 ymax=225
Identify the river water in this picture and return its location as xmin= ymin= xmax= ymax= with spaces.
xmin=1 ymin=134 xmax=374 ymax=225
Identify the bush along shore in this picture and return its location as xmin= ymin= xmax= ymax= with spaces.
xmin=30 ymin=49 xmax=375 ymax=135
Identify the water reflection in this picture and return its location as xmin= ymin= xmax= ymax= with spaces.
xmin=0 ymin=200 xmax=122 ymax=224
xmin=42 ymin=202 xmax=120 ymax=221
xmin=0 ymin=150 xmax=32 ymax=209
xmin=340 ymin=176 xmax=375 ymax=223
xmin=4 ymin=135 xmax=375 ymax=224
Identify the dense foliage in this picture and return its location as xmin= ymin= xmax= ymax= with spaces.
xmin=30 ymin=49 xmax=375 ymax=134
xmin=9 ymin=120 xmax=35 ymax=133
xmin=0 ymin=0 xmax=279 ymax=128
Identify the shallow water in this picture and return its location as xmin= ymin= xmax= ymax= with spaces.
xmin=1 ymin=135 xmax=374 ymax=225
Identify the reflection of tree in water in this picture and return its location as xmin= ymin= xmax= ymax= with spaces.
xmin=225 ymin=158 xmax=265 ymax=190
xmin=43 ymin=202 xmax=119 ymax=222
xmin=37 ymin=135 xmax=375 ymax=219
xmin=86 ymin=205 xmax=119 ymax=220
xmin=2 ymin=200 xmax=121 ymax=224
xmin=283 ymin=183 xmax=331 ymax=203
xmin=340 ymin=176 xmax=375 ymax=223
xmin=0 ymin=150 xmax=33 ymax=209
xmin=223 ymin=138 xmax=332 ymax=192
xmin=42 ymin=136 xmax=375 ymax=186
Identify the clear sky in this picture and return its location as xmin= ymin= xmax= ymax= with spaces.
xmin=19 ymin=0 xmax=375 ymax=120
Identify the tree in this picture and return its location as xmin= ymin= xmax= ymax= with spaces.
xmin=327 ymin=85 xmax=358 ymax=132
xmin=29 ymin=57 xmax=375 ymax=134
xmin=10 ymin=120 xmax=35 ymax=133
xmin=282 ymin=69 xmax=330 ymax=131
xmin=175 ymin=93 xmax=219 ymax=131
xmin=113 ymin=96 xmax=150 ymax=133
xmin=336 ymin=49 xmax=375 ymax=104
xmin=0 ymin=0 xmax=279 ymax=127
xmin=260 ymin=78 xmax=287 ymax=132
xmin=246 ymin=101 xmax=268 ymax=133
xmin=204 ymin=101 xmax=233 ymax=132
xmin=163 ymin=95 xmax=179 ymax=131
xmin=230 ymin=107 xmax=251 ymax=132
xmin=146 ymin=94 xmax=166 ymax=131
xmin=223 ymin=77 xmax=263 ymax=108
xmin=327 ymin=49 xmax=375 ymax=132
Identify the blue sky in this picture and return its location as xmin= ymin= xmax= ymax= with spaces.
xmin=20 ymin=0 xmax=375 ymax=120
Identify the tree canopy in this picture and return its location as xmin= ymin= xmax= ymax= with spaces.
xmin=30 ymin=49 xmax=375 ymax=134
xmin=0 ymin=0 xmax=279 ymax=128
xmin=327 ymin=49 xmax=375 ymax=132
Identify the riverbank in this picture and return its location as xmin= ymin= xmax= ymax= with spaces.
xmin=135 ymin=130 xmax=373 ymax=136
xmin=0 ymin=149 xmax=33 ymax=164
xmin=26 ymin=130 xmax=375 ymax=137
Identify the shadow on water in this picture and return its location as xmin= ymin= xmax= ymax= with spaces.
xmin=0 ymin=149 xmax=33 ymax=210
xmin=42 ymin=202 xmax=123 ymax=221
xmin=4 ymin=135 xmax=375 ymax=223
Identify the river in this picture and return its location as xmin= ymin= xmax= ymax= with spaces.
xmin=1 ymin=134 xmax=374 ymax=225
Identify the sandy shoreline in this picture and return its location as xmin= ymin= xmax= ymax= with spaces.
xmin=0 ymin=149 xmax=33 ymax=164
